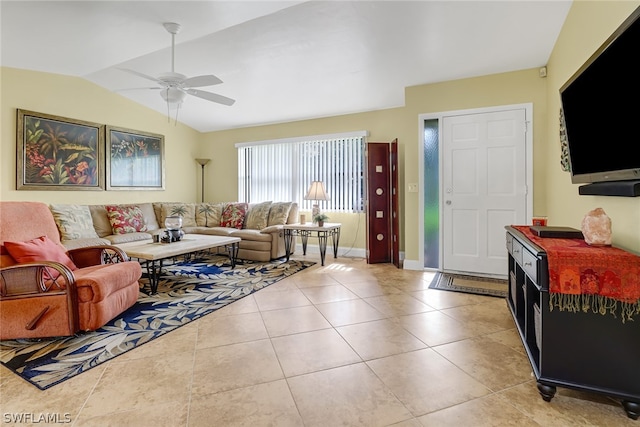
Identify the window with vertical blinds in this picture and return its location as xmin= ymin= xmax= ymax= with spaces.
xmin=236 ymin=131 xmax=366 ymax=212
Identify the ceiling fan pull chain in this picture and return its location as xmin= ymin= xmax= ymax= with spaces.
xmin=165 ymin=88 xmax=171 ymax=123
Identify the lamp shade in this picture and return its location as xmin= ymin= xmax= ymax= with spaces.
xmin=304 ymin=181 xmax=330 ymax=201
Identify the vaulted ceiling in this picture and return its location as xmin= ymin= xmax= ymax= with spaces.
xmin=1 ymin=1 xmax=572 ymax=132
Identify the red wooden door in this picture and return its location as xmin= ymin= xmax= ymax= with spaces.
xmin=366 ymin=142 xmax=391 ymax=263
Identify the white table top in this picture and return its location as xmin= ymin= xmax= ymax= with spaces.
xmin=282 ymin=222 xmax=341 ymax=231
xmin=115 ymin=234 xmax=240 ymax=261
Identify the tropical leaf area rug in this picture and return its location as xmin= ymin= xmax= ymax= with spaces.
xmin=428 ymin=272 xmax=507 ymax=298
xmin=0 ymin=254 xmax=314 ymax=390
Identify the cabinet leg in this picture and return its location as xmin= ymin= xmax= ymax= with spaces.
xmin=622 ymin=400 xmax=640 ymax=420
xmin=536 ymin=382 xmax=556 ymax=402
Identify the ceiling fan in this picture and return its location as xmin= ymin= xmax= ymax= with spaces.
xmin=119 ymin=22 xmax=235 ymax=121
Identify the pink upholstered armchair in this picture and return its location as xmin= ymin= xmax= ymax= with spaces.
xmin=0 ymin=201 xmax=141 ymax=340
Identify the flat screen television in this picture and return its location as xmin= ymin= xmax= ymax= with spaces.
xmin=560 ymin=7 xmax=640 ymax=186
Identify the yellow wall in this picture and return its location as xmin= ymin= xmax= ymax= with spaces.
xmin=201 ymin=68 xmax=547 ymax=263
xmin=198 ymin=108 xmax=404 ymax=258
xmin=545 ymin=1 xmax=640 ymax=253
xmin=402 ymin=69 xmax=548 ymax=262
xmin=2 ymin=0 xmax=639 ymax=261
xmin=200 ymin=1 xmax=640 ymax=261
xmin=0 ymin=67 xmax=202 ymax=205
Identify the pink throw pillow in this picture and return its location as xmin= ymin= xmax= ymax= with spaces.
xmin=105 ymin=205 xmax=148 ymax=234
xmin=4 ymin=236 xmax=78 ymax=279
xmin=220 ymin=203 xmax=248 ymax=229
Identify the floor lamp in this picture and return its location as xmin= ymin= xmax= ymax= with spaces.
xmin=195 ymin=158 xmax=211 ymax=202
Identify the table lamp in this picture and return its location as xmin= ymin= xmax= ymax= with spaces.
xmin=304 ymin=181 xmax=330 ymax=220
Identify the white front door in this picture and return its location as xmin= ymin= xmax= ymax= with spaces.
xmin=442 ymin=108 xmax=527 ymax=276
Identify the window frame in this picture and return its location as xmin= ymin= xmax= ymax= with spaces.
xmin=236 ymin=131 xmax=368 ymax=213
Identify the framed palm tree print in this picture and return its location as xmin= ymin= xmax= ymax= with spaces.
xmin=17 ymin=109 xmax=105 ymax=190
xmin=106 ymin=126 xmax=165 ymax=190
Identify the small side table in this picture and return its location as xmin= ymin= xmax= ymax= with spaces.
xmin=283 ymin=222 xmax=341 ymax=266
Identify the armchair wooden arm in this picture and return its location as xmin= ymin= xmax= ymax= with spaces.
xmin=67 ymin=245 xmax=130 ymax=269
xmin=0 ymin=262 xmax=79 ymax=338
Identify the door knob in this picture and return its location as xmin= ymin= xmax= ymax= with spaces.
xmin=446 ymin=200 xmax=452 ymax=205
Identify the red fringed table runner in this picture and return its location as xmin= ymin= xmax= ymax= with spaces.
xmin=513 ymin=226 xmax=640 ymax=322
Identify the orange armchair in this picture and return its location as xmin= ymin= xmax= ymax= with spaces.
xmin=1 ymin=201 xmax=141 ymax=340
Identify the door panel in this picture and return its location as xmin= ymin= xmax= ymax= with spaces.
xmin=443 ymin=109 xmax=526 ymax=276
xmin=451 ymin=209 xmax=478 ymax=257
xmin=487 ymin=209 xmax=517 ymax=258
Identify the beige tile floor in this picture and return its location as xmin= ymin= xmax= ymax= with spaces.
xmin=1 ymin=255 xmax=637 ymax=426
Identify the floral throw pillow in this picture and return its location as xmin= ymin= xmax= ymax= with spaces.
xmin=105 ymin=205 xmax=148 ymax=234
xmin=267 ymin=202 xmax=293 ymax=226
xmin=49 ymin=204 xmax=99 ymax=240
xmin=220 ymin=203 xmax=248 ymax=229
xmin=244 ymin=201 xmax=272 ymax=230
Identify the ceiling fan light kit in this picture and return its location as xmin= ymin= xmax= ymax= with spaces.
xmin=160 ymin=87 xmax=186 ymax=106
xmin=118 ymin=22 xmax=235 ymax=124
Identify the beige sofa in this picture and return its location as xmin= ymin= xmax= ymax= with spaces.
xmin=53 ymin=201 xmax=298 ymax=262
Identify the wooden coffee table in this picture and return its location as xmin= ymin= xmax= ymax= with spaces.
xmin=116 ymin=234 xmax=241 ymax=294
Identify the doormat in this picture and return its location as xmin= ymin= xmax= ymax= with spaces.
xmin=429 ymin=272 xmax=507 ymax=298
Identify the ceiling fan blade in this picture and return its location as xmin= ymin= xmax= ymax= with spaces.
xmin=118 ymin=68 xmax=164 ymax=84
xmin=183 ymin=74 xmax=223 ymax=88
xmin=115 ymin=87 xmax=163 ymax=92
xmin=186 ymin=88 xmax=235 ymax=106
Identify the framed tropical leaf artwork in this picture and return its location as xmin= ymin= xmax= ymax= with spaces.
xmin=17 ymin=109 xmax=105 ymax=190
xmin=106 ymin=126 xmax=165 ymax=190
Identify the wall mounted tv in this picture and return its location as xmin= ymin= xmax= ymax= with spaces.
xmin=560 ymin=6 xmax=640 ymax=196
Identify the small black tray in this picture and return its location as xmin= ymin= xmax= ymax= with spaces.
xmin=529 ymin=226 xmax=584 ymax=239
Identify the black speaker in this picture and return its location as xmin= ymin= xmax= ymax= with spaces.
xmin=578 ymin=180 xmax=640 ymax=197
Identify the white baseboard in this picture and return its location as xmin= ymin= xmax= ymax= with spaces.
xmin=293 ymin=243 xmax=367 ymax=259
xmin=402 ymin=259 xmax=423 ymax=271
xmin=292 ymin=244 xmax=413 ymax=265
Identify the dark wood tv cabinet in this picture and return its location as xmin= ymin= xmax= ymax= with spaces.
xmin=505 ymin=226 xmax=640 ymax=420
